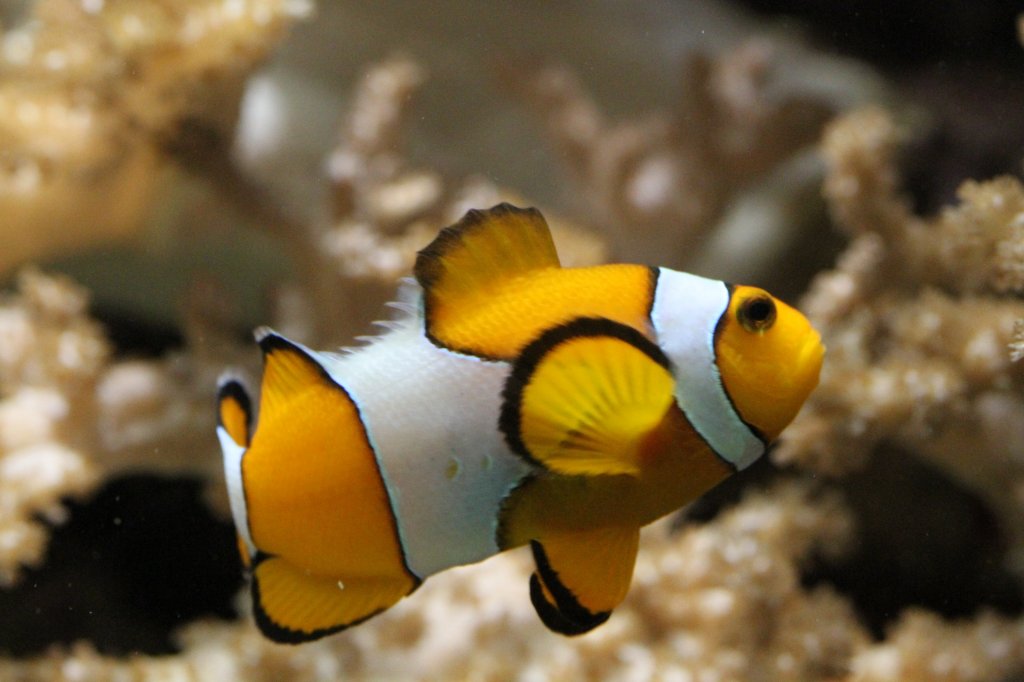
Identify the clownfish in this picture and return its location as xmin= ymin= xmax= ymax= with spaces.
xmin=216 ymin=204 xmax=824 ymax=643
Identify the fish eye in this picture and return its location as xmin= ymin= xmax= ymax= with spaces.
xmin=737 ymin=295 xmax=776 ymax=333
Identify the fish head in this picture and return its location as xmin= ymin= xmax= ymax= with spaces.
xmin=714 ymin=285 xmax=824 ymax=443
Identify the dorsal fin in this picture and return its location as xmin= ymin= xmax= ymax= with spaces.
xmin=415 ymin=203 xmax=560 ymax=298
xmin=415 ymin=204 xmax=561 ymax=355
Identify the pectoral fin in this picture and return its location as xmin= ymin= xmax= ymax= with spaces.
xmin=501 ymin=317 xmax=676 ymax=476
xmin=529 ymin=525 xmax=640 ymax=635
xmin=251 ymin=555 xmax=412 ymax=644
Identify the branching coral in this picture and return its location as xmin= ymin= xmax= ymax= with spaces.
xmin=0 ymin=0 xmax=310 ymax=583
xmin=300 ymin=55 xmax=608 ymax=344
xmin=513 ymin=39 xmax=837 ymax=267
xmin=0 ymin=270 xmax=105 ymax=585
xmin=0 ymin=0 xmax=310 ymax=273
xmin=850 ymin=609 xmax=1024 ymax=682
xmin=776 ymin=109 xmax=1024 ymax=585
xmin=0 ymin=268 xmax=237 ymax=587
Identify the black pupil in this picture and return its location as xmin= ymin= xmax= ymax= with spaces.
xmin=746 ymin=298 xmax=773 ymax=322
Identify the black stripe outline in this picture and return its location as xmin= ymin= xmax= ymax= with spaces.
xmin=499 ymin=316 xmax=672 ymax=469
xmin=216 ymin=374 xmax=258 ymax=556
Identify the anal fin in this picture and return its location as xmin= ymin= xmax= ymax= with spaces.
xmin=530 ymin=572 xmax=607 ymax=636
xmin=529 ymin=525 xmax=640 ymax=636
xmin=501 ymin=318 xmax=676 ymax=476
xmin=252 ymin=555 xmax=413 ymax=644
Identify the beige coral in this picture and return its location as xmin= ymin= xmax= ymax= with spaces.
xmin=301 ymin=55 xmax=608 ymax=345
xmin=0 ymin=0 xmax=310 ymax=273
xmin=0 ymin=270 xmax=105 ymax=585
xmin=0 ymin=267 xmax=238 ymax=585
xmin=512 ymin=40 xmax=837 ymax=268
xmin=776 ymin=110 xmax=1024 ymax=589
xmin=0 ymin=2 xmax=1022 ymax=679
xmin=850 ymin=610 xmax=1024 ymax=682
xmin=0 ymin=0 xmax=309 ymax=583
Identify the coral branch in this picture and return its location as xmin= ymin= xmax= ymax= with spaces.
xmin=0 ymin=0 xmax=310 ymax=273
xmin=778 ymin=109 xmax=1024 ymax=582
xmin=513 ymin=40 xmax=836 ymax=267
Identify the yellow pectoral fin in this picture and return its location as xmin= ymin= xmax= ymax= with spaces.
xmin=529 ymin=525 xmax=640 ymax=635
xmin=251 ymin=556 xmax=414 ymax=644
xmin=501 ymin=318 xmax=676 ymax=476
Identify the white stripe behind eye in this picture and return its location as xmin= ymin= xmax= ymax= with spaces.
xmin=650 ymin=268 xmax=764 ymax=470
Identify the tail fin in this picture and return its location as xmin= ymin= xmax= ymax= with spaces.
xmin=217 ymin=374 xmax=253 ymax=448
xmin=251 ymin=555 xmax=412 ymax=643
xmin=221 ymin=338 xmax=420 ymax=642
xmin=217 ymin=373 xmax=256 ymax=567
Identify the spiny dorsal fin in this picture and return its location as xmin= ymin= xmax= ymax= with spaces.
xmin=415 ymin=203 xmax=559 ymax=299
xmin=415 ymin=204 xmax=560 ymax=356
xmin=500 ymin=317 xmax=676 ymax=477
xmin=529 ymin=526 xmax=640 ymax=635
